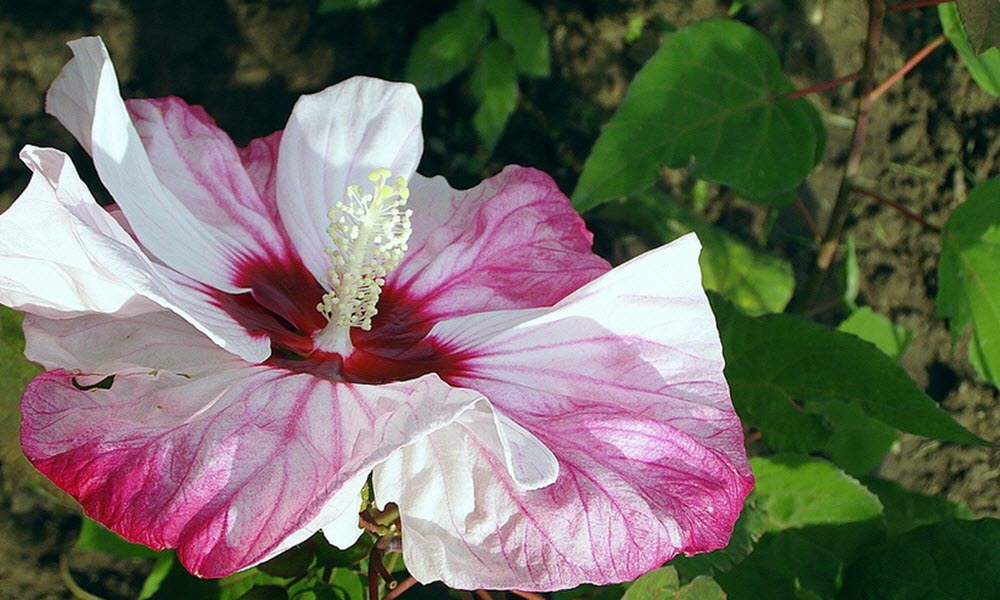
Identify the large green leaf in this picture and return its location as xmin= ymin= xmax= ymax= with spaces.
xmin=837 ymin=307 xmax=911 ymax=361
xmin=404 ymin=0 xmax=490 ymax=90
xmin=713 ymin=298 xmax=985 ymax=446
xmin=484 ymin=0 xmax=550 ymax=76
xmin=573 ymin=18 xmax=824 ymax=211
xmin=717 ymin=521 xmax=884 ymax=600
xmin=600 ymin=191 xmax=794 ymax=315
xmin=941 ymin=4 xmax=1000 ymax=96
xmin=859 ymin=476 xmax=972 ymax=536
xmin=840 ymin=519 xmax=1000 ymax=599
xmin=956 ymin=0 xmax=1000 ymax=53
xmin=469 ymin=40 xmax=519 ymax=150
xmin=937 ymin=177 xmax=1000 ymax=387
xmin=806 ymin=400 xmax=897 ymax=476
xmin=750 ymin=456 xmax=883 ymax=532
xmin=622 ymin=567 xmax=680 ymax=600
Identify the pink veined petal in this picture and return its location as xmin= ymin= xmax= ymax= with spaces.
xmin=375 ymin=234 xmax=753 ymax=590
xmin=349 ymin=167 xmax=610 ymax=361
xmin=125 ymin=97 xmax=295 ymax=269
xmin=20 ymin=321 xmax=488 ymax=577
xmin=0 ymin=146 xmax=270 ymax=362
xmin=45 ymin=36 xmax=255 ymax=291
xmin=239 ymin=130 xmax=282 ymax=210
xmin=388 ymin=167 xmax=609 ymax=318
xmin=276 ymin=76 xmax=423 ymax=285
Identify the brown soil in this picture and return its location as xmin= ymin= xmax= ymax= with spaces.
xmin=0 ymin=1 xmax=997 ymax=598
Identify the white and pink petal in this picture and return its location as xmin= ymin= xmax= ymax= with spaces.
xmin=45 ymin=36 xmax=273 ymax=291
xmin=276 ymin=76 xmax=423 ymax=285
xmin=21 ymin=360 xmax=488 ymax=578
xmin=374 ymin=234 xmax=752 ymax=589
xmin=0 ymin=146 xmax=270 ymax=362
xmin=379 ymin=167 xmax=610 ymax=323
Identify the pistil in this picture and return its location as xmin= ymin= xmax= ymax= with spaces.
xmin=314 ymin=169 xmax=412 ymax=356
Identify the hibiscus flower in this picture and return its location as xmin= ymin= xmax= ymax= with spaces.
xmin=0 ymin=37 xmax=753 ymax=591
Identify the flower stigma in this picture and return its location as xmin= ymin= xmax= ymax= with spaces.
xmin=314 ymin=168 xmax=412 ymax=356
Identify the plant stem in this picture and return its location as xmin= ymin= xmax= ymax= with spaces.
xmin=867 ymin=35 xmax=947 ymax=102
xmin=852 ymin=186 xmax=942 ymax=231
xmin=794 ymin=195 xmax=822 ymax=242
xmin=795 ymin=0 xmax=886 ymax=311
xmin=383 ymin=577 xmax=418 ymax=600
xmin=886 ymin=0 xmax=953 ymax=14
xmin=785 ymin=73 xmax=861 ymax=99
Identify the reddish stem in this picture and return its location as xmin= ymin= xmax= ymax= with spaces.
xmin=785 ymin=73 xmax=861 ymax=99
xmin=852 ymin=186 xmax=942 ymax=232
xmin=867 ymin=35 xmax=947 ymax=102
xmin=794 ymin=195 xmax=822 ymax=243
xmin=474 ymin=591 xmax=495 ymax=600
xmin=510 ymin=592 xmax=548 ymax=600
xmin=796 ymin=0 xmax=886 ymax=311
xmin=383 ymin=577 xmax=418 ymax=600
xmin=887 ymin=0 xmax=953 ymax=14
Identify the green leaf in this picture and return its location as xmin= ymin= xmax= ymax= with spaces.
xmin=0 ymin=306 xmax=44 ymax=483
xmin=837 ymin=307 xmax=912 ymax=361
xmin=316 ymin=0 xmax=381 ymax=12
xmin=712 ymin=297 xmax=985 ymax=446
xmin=671 ymin=501 xmax=767 ymax=581
xmin=327 ymin=569 xmax=365 ymax=600
xmin=404 ymin=0 xmax=490 ymax=90
xmin=76 ymin=516 xmax=161 ymax=558
xmin=674 ymin=577 xmax=726 ymax=600
xmin=860 ymin=476 xmax=973 ymax=536
xmin=573 ymin=18 xmax=825 ymax=211
xmin=469 ymin=40 xmax=519 ymax=150
xmin=622 ymin=566 xmax=680 ymax=600
xmin=941 ymin=3 xmax=1000 ymax=96
xmin=716 ymin=521 xmax=884 ymax=600
xmin=484 ymin=0 xmax=550 ymax=76
xmin=807 ymin=400 xmax=897 ymax=476
xmin=237 ymin=586 xmax=288 ymax=600
xmin=750 ymin=455 xmax=883 ymax=531
xmin=840 ymin=519 xmax=1000 ymax=599
xmin=599 ymin=191 xmax=794 ymax=315
xmin=956 ymin=0 xmax=1000 ymax=53
xmin=553 ymin=584 xmax=627 ymax=600
xmin=257 ymin=541 xmax=314 ymax=578
xmin=139 ymin=553 xmax=177 ymax=600
xmin=937 ymin=177 xmax=1000 ymax=387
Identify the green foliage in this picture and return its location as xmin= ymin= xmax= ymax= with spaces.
xmin=671 ymin=501 xmax=767 ymax=581
xmin=837 ymin=307 xmax=912 ymax=361
xmin=750 ymin=456 xmax=883 ymax=531
xmin=76 ymin=517 xmax=161 ymax=558
xmin=573 ymin=18 xmax=825 ymax=211
xmin=316 ymin=0 xmax=381 ymax=12
xmin=469 ymin=41 xmax=519 ymax=151
xmin=936 ymin=177 xmax=1000 ymax=387
xmin=840 ymin=519 xmax=1000 ymax=599
xmin=956 ymin=0 xmax=1000 ymax=53
xmin=717 ymin=521 xmax=884 ymax=600
xmin=404 ymin=0 xmax=550 ymax=150
xmin=484 ymin=0 xmax=551 ymax=76
xmin=600 ymin=191 xmax=794 ymax=315
xmin=941 ymin=3 xmax=1000 ymax=96
xmin=860 ymin=476 xmax=972 ymax=536
xmin=405 ymin=0 xmax=491 ymax=90
xmin=713 ymin=296 xmax=985 ymax=453
xmin=621 ymin=566 xmax=680 ymax=599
